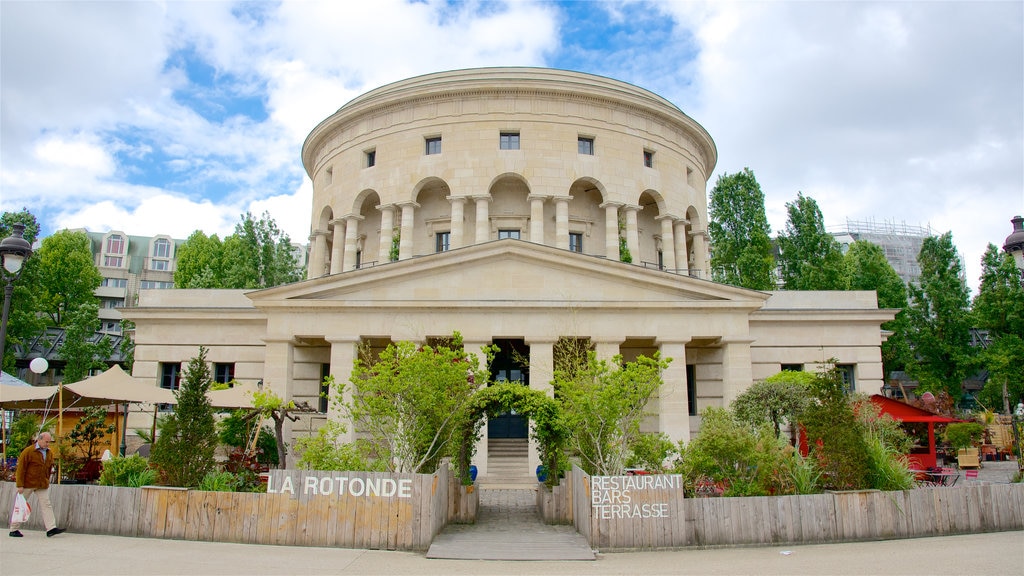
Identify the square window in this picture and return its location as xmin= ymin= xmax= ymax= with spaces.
xmin=498 ymin=229 xmax=520 ymax=240
xmin=643 ymin=150 xmax=654 ymax=168
xmin=160 ymin=362 xmax=181 ymax=391
xmin=781 ymin=363 xmax=803 ymax=372
xmin=837 ymin=364 xmax=856 ymax=392
xmin=436 ymin=231 xmax=450 ymax=252
xmin=104 ymin=256 xmax=123 ymax=268
xmin=425 ymin=137 xmax=442 ymax=155
xmin=578 ymin=137 xmax=594 ymax=155
xmin=365 ymin=150 xmax=376 ymax=168
xmin=500 ymin=132 xmax=520 ymax=150
xmin=214 ymin=363 xmax=235 ymax=385
xmin=569 ymin=232 xmax=583 ymax=253
xmin=151 ymin=259 xmax=168 ymax=271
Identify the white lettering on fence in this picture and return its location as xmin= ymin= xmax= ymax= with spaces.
xmin=591 ymin=474 xmax=681 ymax=520
xmin=267 ymin=473 xmax=414 ymax=499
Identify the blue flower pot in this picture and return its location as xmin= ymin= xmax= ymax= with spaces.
xmin=536 ymin=465 xmax=548 ymax=482
xmin=469 ymin=465 xmax=478 ymax=482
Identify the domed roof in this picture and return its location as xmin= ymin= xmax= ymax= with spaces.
xmin=1003 ymin=215 xmax=1024 ymax=252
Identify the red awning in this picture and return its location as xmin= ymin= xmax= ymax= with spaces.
xmin=869 ymin=394 xmax=961 ymax=423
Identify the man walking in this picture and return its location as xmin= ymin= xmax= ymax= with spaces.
xmin=10 ymin=432 xmax=65 ymax=537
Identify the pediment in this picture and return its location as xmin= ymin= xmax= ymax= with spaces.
xmin=248 ymin=240 xmax=767 ymax=310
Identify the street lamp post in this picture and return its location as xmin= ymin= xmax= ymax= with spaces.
xmin=0 ymin=223 xmax=34 ymax=373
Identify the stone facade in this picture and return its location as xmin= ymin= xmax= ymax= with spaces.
xmin=123 ymin=68 xmax=894 ymax=471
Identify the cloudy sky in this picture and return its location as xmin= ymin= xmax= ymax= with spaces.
xmin=1 ymin=1 xmax=1021 ymax=294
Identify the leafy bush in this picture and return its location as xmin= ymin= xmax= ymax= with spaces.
xmin=7 ymin=413 xmax=49 ymax=455
xmin=801 ymin=366 xmax=871 ymax=490
xmin=198 ymin=470 xmax=239 ymax=492
xmin=787 ymin=451 xmax=821 ymax=494
xmin=218 ymin=411 xmax=279 ymax=467
xmin=942 ymin=422 xmax=984 ymax=452
xmin=100 ymin=455 xmax=155 ymax=487
xmin=674 ymin=408 xmax=793 ymax=497
xmin=626 ymin=433 xmax=677 ymax=472
xmin=294 ymin=422 xmax=382 ymax=471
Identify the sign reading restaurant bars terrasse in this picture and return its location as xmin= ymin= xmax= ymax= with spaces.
xmin=266 ymin=470 xmax=414 ymax=499
xmin=591 ymin=474 xmax=683 ymax=519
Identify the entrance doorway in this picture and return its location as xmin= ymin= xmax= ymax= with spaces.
xmin=488 ymin=338 xmax=529 ymax=438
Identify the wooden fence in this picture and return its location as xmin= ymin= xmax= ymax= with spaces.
xmin=540 ymin=465 xmax=1024 ymax=551
xmin=1 ymin=467 xmax=459 ymax=551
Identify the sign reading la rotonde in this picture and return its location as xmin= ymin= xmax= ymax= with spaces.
xmin=267 ymin=470 xmax=414 ymax=499
xmin=591 ymin=474 xmax=683 ymax=520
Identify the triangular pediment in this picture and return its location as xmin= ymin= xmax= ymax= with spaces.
xmin=248 ymin=240 xmax=767 ymax=310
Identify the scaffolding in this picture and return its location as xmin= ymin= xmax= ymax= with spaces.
xmin=829 ymin=218 xmax=934 ymax=286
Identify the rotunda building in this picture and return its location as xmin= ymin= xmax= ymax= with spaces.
xmin=125 ymin=68 xmax=893 ymax=475
xmin=302 ymin=68 xmax=714 ymax=278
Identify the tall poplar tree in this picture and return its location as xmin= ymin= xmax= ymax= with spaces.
xmin=904 ymin=233 xmax=974 ymax=399
xmin=776 ymin=193 xmax=846 ymax=290
xmin=971 ymin=244 xmax=1024 ymax=412
xmin=707 ymin=168 xmax=775 ymax=290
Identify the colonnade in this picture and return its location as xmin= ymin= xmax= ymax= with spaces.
xmin=307 ymin=195 xmax=709 ymax=279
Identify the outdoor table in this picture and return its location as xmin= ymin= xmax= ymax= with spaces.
xmin=911 ymin=469 xmax=958 ymax=486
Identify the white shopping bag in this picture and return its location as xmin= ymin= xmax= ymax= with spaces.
xmin=10 ymin=493 xmax=31 ymax=524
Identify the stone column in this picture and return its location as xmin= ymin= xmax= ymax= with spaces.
xmin=721 ymin=337 xmax=755 ymax=407
xmin=473 ymin=196 xmax=491 ymax=244
xmin=377 ymin=205 xmax=395 ymax=263
xmin=594 ymin=340 xmax=622 ymax=362
xmin=342 ymin=215 xmax=363 ymax=271
xmin=690 ymin=229 xmax=709 ymax=278
xmin=528 ymin=194 xmax=546 ymax=244
xmin=600 ymin=202 xmax=622 ymax=260
xmin=398 ymin=202 xmax=418 ymax=260
xmin=448 ymin=196 xmax=466 ymax=249
xmin=657 ymin=340 xmax=690 ymax=443
xmin=307 ymin=230 xmax=327 ymax=279
xmin=263 ymin=338 xmax=295 ymax=467
xmin=526 ymin=339 xmax=555 ymax=471
xmin=463 ymin=339 xmax=492 ymax=476
xmin=327 ymin=337 xmax=360 ymax=442
xmin=657 ymin=215 xmax=677 ymax=271
xmin=674 ymin=219 xmax=691 ymax=274
xmin=554 ymin=196 xmax=570 ymax=250
xmin=330 ymin=219 xmax=346 ymax=274
xmin=624 ymin=205 xmax=640 ymax=263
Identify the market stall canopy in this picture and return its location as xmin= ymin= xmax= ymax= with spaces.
xmin=63 ymin=365 xmax=176 ymax=405
xmin=207 ymin=383 xmax=258 ymax=409
xmin=0 ymin=382 xmax=60 ymax=408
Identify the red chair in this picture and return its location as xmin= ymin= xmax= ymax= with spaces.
xmin=965 ymin=469 xmax=979 ymax=484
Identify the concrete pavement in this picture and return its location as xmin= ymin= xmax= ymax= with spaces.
xmin=2 ymin=530 xmax=1022 ymax=576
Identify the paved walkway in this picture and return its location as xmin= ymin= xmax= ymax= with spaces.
xmin=426 ymin=488 xmax=595 ymax=560
xmin=2 ymin=530 xmax=1020 ymax=575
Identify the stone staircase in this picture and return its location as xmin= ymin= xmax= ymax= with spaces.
xmin=479 ymin=438 xmax=536 ymax=489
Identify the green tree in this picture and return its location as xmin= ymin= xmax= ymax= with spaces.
xmin=844 ymin=240 xmax=911 ymax=378
xmin=731 ymin=370 xmax=813 ymax=440
xmin=904 ymin=233 xmax=974 ymax=398
xmin=250 ymin=388 xmax=316 ymax=469
xmin=972 ymin=245 xmax=1024 ymax=413
xmin=30 ymin=229 xmax=102 ymax=327
xmin=222 ymin=211 xmax=304 ymax=289
xmin=59 ymin=301 xmax=112 ymax=383
xmin=66 ymin=406 xmax=116 ymax=462
xmin=776 ymin=193 xmax=846 ymax=290
xmin=1 ymin=211 xmax=45 ymax=371
xmin=553 ymin=352 xmax=668 ymax=476
xmin=341 ymin=334 xmax=485 ymax=474
xmin=0 ymin=209 xmax=41 ymax=245
xmin=174 ymin=231 xmax=225 ymax=288
xmin=150 ymin=347 xmax=217 ymax=486
xmin=801 ymin=365 xmax=871 ymax=490
xmin=707 ymin=168 xmax=776 ymax=290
